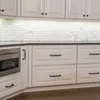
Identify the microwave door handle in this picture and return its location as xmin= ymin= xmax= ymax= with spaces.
xmin=22 ymin=49 xmax=26 ymax=60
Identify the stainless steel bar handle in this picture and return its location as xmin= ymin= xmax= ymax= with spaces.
xmin=5 ymin=84 xmax=14 ymax=88
xmin=89 ymin=53 xmax=100 ymax=55
xmin=50 ymin=54 xmax=62 ymax=57
xmin=89 ymin=72 xmax=99 ymax=75
xmin=22 ymin=49 xmax=26 ymax=60
xmin=49 ymin=75 xmax=61 ymax=77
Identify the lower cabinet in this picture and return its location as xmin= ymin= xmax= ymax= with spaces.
xmin=77 ymin=64 xmax=100 ymax=83
xmin=0 ymin=73 xmax=21 ymax=98
xmin=32 ymin=65 xmax=76 ymax=87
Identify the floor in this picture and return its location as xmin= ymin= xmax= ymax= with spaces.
xmin=8 ymin=87 xmax=100 ymax=100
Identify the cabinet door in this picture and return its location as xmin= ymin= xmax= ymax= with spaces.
xmin=45 ymin=0 xmax=65 ymax=18
xmin=21 ymin=46 xmax=29 ymax=89
xmin=21 ymin=0 xmax=44 ymax=17
xmin=86 ymin=0 xmax=100 ymax=19
xmin=0 ymin=0 xmax=17 ymax=16
xmin=66 ymin=0 xmax=86 ymax=19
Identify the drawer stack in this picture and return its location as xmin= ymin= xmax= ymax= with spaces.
xmin=32 ymin=46 xmax=77 ymax=87
xmin=77 ymin=45 xmax=100 ymax=83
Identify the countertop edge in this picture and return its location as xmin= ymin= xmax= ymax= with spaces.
xmin=0 ymin=42 xmax=100 ymax=47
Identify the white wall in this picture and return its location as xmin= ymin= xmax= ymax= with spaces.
xmin=0 ymin=19 xmax=100 ymax=41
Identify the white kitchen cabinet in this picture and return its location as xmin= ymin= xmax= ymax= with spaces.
xmin=21 ymin=0 xmax=44 ymax=17
xmin=45 ymin=0 xmax=65 ymax=18
xmin=66 ymin=0 xmax=86 ymax=19
xmin=0 ymin=73 xmax=21 ymax=99
xmin=86 ymin=0 xmax=100 ymax=19
xmin=32 ymin=45 xmax=76 ymax=66
xmin=78 ymin=45 xmax=100 ymax=64
xmin=21 ymin=46 xmax=29 ymax=89
xmin=77 ymin=64 xmax=100 ymax=83
xmin=21 ymin=0 xmax=65 ymax=18
xmin=32 ymin=65 xmax=76 ymax=87
xmin=32 ymin=45 xmax=77 ymax=87
xmin=0 ymin=0 xmax=17 ymax=16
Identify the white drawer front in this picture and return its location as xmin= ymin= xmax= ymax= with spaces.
xmin=32 ymin=65 xmax=76 ymax=87
xmin=77 ymin=64 xmax=100 ymax=83
xmin=0 ymin=76 xmax=21 ymax=98
xmin=32 ymin=46 xmax=76 ymax=66
xmin=78 ymin=45 xmax=100 ymax=64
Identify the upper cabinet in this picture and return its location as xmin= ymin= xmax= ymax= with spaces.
xmin=21 ymin=0 xmax=65 ymax=18
xmin=66 ymin=0 xmax=100 ymax=19
xmin=0 ymin=0 xmax=100 ymax=19
xmin=86 ymin=0 xmax=100 ymax=19
xmin=45 ymin=0 xmax=65 ymax=18
xmin=66 ymin=0 xmax=86 ymax=19
xmin=21 ymin=0 xmax=44 ymax=17
xmin=0 ymin=0 xmax=17 ymax=16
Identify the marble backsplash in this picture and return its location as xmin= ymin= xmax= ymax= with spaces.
xmin=0 ymin=19 xmax=100 ymax=42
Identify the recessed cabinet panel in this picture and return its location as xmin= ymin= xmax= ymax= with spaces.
xmin=86 ymin=0 xmax=100 ymax=19
xmin=45 ymin=0 xmax=65 ymax=18
xmin=78 ymin=45 xmax=100 ymax=64
xmin=66 ymin=0 xmax=86 ymax=19
xmin=77 ymin=64 xmax=100 ymax=83
xmin=0 ymin=0 xmax=17 ymax=16
xmin=32 ymin=46 xmax=76 ymax=66
xmin=21 ymin=0 xmax=44 ymax=17
xmin=32 ymin=65 xmax=76 ymax=87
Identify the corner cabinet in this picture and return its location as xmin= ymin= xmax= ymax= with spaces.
xmin=66 ymin=0 xmax=100 ymax=19
xmin=21 ymin=0 xmax=65 ymax=18
xmin=21 ymin=46 xmax=29 ymax=89
xmin=0 ymin=0 xmax=17 ymax=16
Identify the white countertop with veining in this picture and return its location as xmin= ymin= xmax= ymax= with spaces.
xmin=0 ymin=32 xmax=100 ymax=46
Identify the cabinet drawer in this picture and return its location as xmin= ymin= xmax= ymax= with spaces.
xmin=32 ymin=46 xmax=76 ymax=66
xmin=77 ymin=64 xmax=100 ymax=83
xmin=0 ymin=78 xmax=21 ymax=92
xmin=78 ymin=45 xmax=100 ymax=64
xmin=32 ymin=65 xmax=76 ymax=87
xmin=0 ymin=75 xmax=21 ymax=98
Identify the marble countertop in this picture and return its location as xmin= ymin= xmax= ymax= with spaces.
xmin=0 ymin=32 xmax=100 ymax=46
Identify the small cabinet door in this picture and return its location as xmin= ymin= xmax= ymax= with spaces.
xmin=21 ymin=0 xmax=44 ymax=17
xmin=66 ymin=0 xmax=86 ymax=19
xmin=45 ymin=0 xmax=65 ymax=18
xmin=86 ymin=0 xmax=100 ymax=19
xmin=21 ymin=46 xmax=29 ymax=89
xmin=0 ymin=0 xmax=17 ymax=16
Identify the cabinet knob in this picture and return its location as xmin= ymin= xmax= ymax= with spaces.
xmin=1 ymin=9 xmax=4 ymax=12
xmin=41 ymin=13 xmax=44 ymax=15
xmin=45 ymin=13 xmax=47 ymax=15
xmin=86 ymin=15 xmax=89 ymax=17
xmin=83 ymin=15 xmax=85 ymax=17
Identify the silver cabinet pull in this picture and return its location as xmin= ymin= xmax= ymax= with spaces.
xmin=89 ymin=72 xmax=99 ymax=75
xmin=89 ymin=53 xmax=100 ymax=55
xmin=22 ymin=49 xmax=26 ymax=60
xmin=5 ymin=84 xmax=14 ymax=88
xmin=50 ymin=54 xmax=62 ymax=57
xmin=49 ymin=75 xmax=61 ymax=77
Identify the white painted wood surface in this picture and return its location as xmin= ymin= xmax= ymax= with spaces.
xmin=32 ymin=45 xmax=77 ymax=65
xmin=77 ymin=64 xmax=100 ymax=83
xmin=0 ymin=0 xmax=17 ymax=16
xmin=32 ymin=65 xmax=76 ymax=86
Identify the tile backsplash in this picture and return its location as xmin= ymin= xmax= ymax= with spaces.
xmin=0 ymin=19 xmax=100 ymax=41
